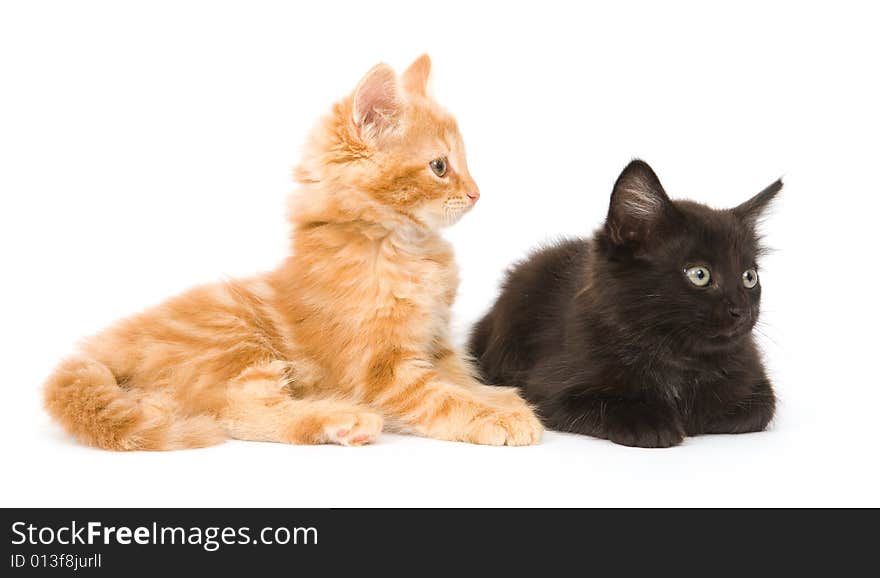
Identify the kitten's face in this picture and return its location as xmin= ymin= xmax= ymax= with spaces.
xmin=367 ymin=95 xmax=479 ymax=229
xmin=601 ymin=161 xmax=781 ymax=353
xmin=635 ymin=204 xmax=764 ymax=347
xmin=295 ymin=55 xmax=479 ymax=229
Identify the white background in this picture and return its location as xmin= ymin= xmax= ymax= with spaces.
xmin=1 ymin=0 xmax=878 ymax=507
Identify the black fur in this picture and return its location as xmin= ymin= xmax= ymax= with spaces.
xmin=469 ymin=160 xmax=780 ymax=448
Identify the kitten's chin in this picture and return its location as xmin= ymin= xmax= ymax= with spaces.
xmin=699 ymin=328 xmax=753 ymax=351
xmin=709 ymin=320 xmax=756 ymax=340
xmin=414 ymin=202 xmax=472 ymax=229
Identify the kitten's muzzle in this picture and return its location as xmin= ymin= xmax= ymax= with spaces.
xmin=705 ymin=306 xmax=754 ymax=341
xmin=716 ymin=310 xmax=754 ymax=338
xmin=728 ymin=307 xmax=746 ymax=319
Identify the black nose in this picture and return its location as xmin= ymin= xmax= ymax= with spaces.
xmin=729 ymin=308 xmax=744 ymax=319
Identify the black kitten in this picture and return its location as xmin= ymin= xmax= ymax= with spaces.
xmin=469 ymin=160 xmax=780 ymax=448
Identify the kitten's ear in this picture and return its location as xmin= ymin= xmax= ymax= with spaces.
xmin=402 ymin=53 xmax=432 ymax=96
xmin=733 ymin=179 xmax=783 ymax=226
xmin=352 ymin=63 xmax=402 ymax=140
xmin=606 ymin=160 xmax=674 ymax=246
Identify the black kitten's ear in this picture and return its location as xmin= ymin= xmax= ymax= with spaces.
xmin=733 ymin=179 xmax=783 ymax=226
xmin=606 ymin=160 xmax=673 ymax=246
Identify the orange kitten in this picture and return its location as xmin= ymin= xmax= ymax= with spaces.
xmin=44 ymin=55 xmax=543 ymax=450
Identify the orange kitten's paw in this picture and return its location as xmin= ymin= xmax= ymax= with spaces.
xmin=322 ymin=411 xmax=384 ymax=446
xmin=466 ymin=407 xmax=543 ymax=446
xmin=482 ymin=385 xmax=532 ymax=410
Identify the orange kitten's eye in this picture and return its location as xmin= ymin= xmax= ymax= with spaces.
xmin=429 ymin=158 xmax=448 ymax=177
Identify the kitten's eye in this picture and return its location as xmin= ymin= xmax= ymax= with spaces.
xmin=742 ymin=268 xmax=759 ymax=289
xmin=685 ymin=266 xmax=711 ymax=287
xmin=429 ymin=158 xmax=448 ymax=177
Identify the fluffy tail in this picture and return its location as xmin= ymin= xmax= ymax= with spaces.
xmin=43 ymin=356 xmax=226 ymax=451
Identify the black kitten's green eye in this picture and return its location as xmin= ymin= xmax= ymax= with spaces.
xmin=742 ymin=268 xmax=759 ymax=289
xmin=685 ymin=266 xmax=711 ymax=287
xmin=429 ymin=158 xmax=448 ymax=177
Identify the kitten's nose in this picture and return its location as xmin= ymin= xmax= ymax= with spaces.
xmin=728 ymin=308 xmax=745 ymax=319
xmin=466 ymin=190 xmax=480 ymax=203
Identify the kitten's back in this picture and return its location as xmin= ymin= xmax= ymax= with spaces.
xmin=470 ymin=238 xmax=587 ymax=386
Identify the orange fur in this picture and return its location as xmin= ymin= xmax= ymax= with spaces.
xmin=43 ymin=55 xmax=542 ymax=450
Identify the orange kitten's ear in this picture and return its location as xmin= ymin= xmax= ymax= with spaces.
xmin=352 ymin=63 xmax=402 ymax=141
xmin=402 ymin=53 xmax=432 ymax=96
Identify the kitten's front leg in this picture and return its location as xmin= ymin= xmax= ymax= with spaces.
xmin=545 ymin=390 xmax=685 ymax=448
xmin=373 ymin=357 xmax=542 ymax=446
xmin=433 ymin=346 xmax=531 ymax=410
xmin=690 ymin=378 xmax=776 ymax=436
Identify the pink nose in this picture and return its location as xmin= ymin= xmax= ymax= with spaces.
xmin=466 ymin=190 xmax=480 ymax=203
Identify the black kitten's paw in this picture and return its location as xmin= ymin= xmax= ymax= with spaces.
xmin=697 ymin=381 xmax=776 ymax=436
xmin=702 ymin=403 xmax=774 ymax=435
xmin=607 ymin=422 xmax=685 ymax=448
xmin=603 ymin=402 xmax=685 ymax=449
